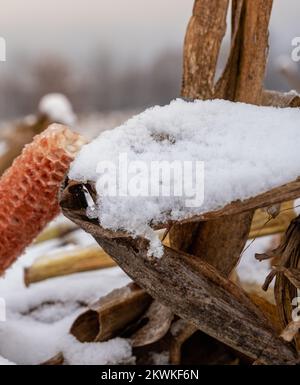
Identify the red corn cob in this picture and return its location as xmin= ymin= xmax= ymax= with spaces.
xmin=0 ymin=124 xmax=85 ymax=274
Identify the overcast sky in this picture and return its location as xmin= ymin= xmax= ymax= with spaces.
xmin=0 ymin=1 xmax=300 ymax=68
xmin=0 ymin=0 xmax=194 ymax=67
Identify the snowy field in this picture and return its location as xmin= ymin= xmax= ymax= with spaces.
xmin=0 ymin=213 xmax=273 ymax=365
xmin=0 ymin=216 xmax=132 ymax=365
xmin=0 ymin=103 xmax=293 ymax=365
xmin=0 ymin=110 xmax=136 ymax=365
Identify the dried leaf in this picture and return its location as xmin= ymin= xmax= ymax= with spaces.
xmin=130 ymin=301 xmax=174 ymax=348
xmin=282 ymin=267 xmax=300 ymax=289
xmin=262 ymin=269 xmax=278 ymax=291
xmin=70 ymin=283 xmax=152 ymax=342
xmin=249 ymin=293 xmax=281 ymax=334
xmin=40 ymin=353 xmax=64 ymax=366
xmin=255 ymin=251 xmax=277 ymax=261
xmin=169 ymin=320 xmax=198 ymax=364
xmin=24 ymin=245 xmax=116 ymax=286
xmin=272 ymin=216 xmax=300 ymax=350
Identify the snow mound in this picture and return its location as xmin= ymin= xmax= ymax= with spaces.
xmin=0 ymin=356 xmax=16 ymax=365
xmin=69 ymin=98 xmax=300 ymax=257
xmin=0 ymin=221 xmax=131 ymax=365
xmin=62 ymin=336 xmax=132 ymax=365
xmin=39 ymin=93 xmax=76 ymax=126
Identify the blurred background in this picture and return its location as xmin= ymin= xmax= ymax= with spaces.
xmin=0 ymin=1 xmax=299 ymax=365
xmin=0 ymin=0 xmax=300 ymax=120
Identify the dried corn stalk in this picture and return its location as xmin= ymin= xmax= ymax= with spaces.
xmin=60 ymin=181 xmax=297 ymax=364
xmin=0 ymin=124 xmax=85 ymax=274
xmin=24 ymin=245 xmax=116 ymax=286
xmin=34 ymin=222 xmax=77 ymax=244
xmin=70 ymin=283 xmax=152 ymax=342
xmin=262 ymin=217 xmax=300 ymax=351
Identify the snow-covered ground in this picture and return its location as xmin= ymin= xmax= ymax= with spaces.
xmin=0 ymin=217 xmax=132 ymax=365
xmin=0 ymin=213 xmax=273 ymax=365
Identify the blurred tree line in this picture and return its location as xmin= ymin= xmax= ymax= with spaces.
xmin=0 ymin=49 xmax=182 ymax=119
xmin=0 ymin=46 xmax=297 ymax=120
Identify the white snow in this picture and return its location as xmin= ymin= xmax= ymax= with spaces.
xmin=0 ymin=266 xmax=131 ymax=364
xmin=0 ymin=356 xmax=15 ymax=365
xmin=237 ymin=236 xmax=273 ymax=285
xmin=39 ymin=93 xmax=76 ymax=126
xmin=0 ymin=220 xmax=131 ymax=365
xmin=150 ymin=351 xmax=169 ymax=365
xmin=62 ymin=336 xmax=133 ymax=365
xmin=69 ymin=98 xmax=300 ymax=257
